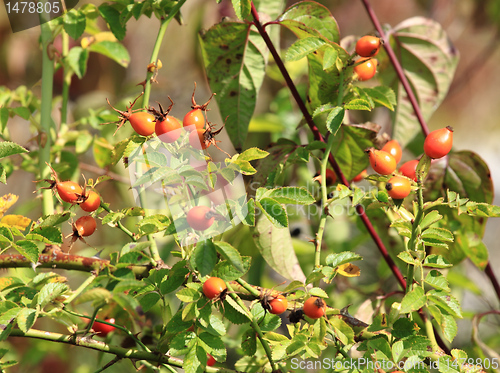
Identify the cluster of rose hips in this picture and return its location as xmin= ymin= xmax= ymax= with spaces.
xmin=106 ymin=84 xmax=226 ymax=154
xmin=365 ymin=126 xmax=454 ymax=200
xmin=106 ymin=86 xmax=229 ymax=234
xmin=353 ymin=35 xmax=382 ymax=81
xmin=202 ymin=277 xmax=327 ymax=318
xmin=201 ymin=276 xmax=328 ymax=366
xmin=41 ymin=165 xmax=100 ymax=242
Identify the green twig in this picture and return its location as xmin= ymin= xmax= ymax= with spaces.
xmin=137 ymin=1 xmax=186 ymax=265
xmin=99 ymin=202 xmax=136 ymax=241
xmin=315 ymin=133 xmax=336 ymax=268
xmin=63 ymin=273 xmax=97 ymax=305
xmin=39 ymin=20 xmax=56 ymax=216
xmin=225 ymin=282 xmax=279 ymax=372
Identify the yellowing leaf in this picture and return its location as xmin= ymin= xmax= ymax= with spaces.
xmin=0 ymin=194 xmax=18 ymax=217
xmin=1 ymin=214 xmax=31 ymax=230
xmin=337 ymin=263 xmax=361 ymax=277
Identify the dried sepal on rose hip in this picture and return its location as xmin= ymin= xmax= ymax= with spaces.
xmin=261 ymin=291 xmax=288 ymax=315
xmin=183 ymin=82 xmax=216 ymax=132
xmin=303 ymin=296 xmax=327 ymax=320
xmin=104 ymin=93 xmax=155 ymax=136
xmin=202 ymin=277 xmax=227 ymax=301
xmin=67 ymin=216 xmax=97 ymax=249
xmin=355 ymin=35 xmax=382 ymax=57
xmin=36 ymin=163 xmax=83 ymax=204
xmin=188 ymin=119 xmax=231 ymax=157
xmin=148 ymin=97 xmax=182 ymax=144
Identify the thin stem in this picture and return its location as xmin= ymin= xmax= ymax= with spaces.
xmin=137 ymin=1 xmax=186 ymax=265
xmin=60 ymin=30 xmax=70 ymax=129
xmin=8 ymin=329 xmax=184 ymax=368
xmin=39 ymin=21 xmax=55 ymax=215
xmin=93 ymin=356 xmax=120 ymax=373
xmin=63 ymin=274 xmax=97 ymax=305
xmin=225 ymin=282 xmax=279 ymax=372
xmin=315 ymin=133 xmax=336 ymax=268
xmin=235 ymin=278 xmax=261 ymax=298
xmin=99 ymin=202 xmax=136 ymax=241
xmin=484 ymin=263 xmax=500 ymax=302
xmin=67 ymin=310 xmax=151 ymax=352
xmin=141 ymin=0 xmax=187 ymax=108
xmin=424 ymin=309 xmax=440 ymax=352
xmin=360 ymin=0 xmax=429 ymax=136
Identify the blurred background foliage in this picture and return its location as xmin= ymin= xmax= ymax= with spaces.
xmin=0 ymin=0 xmax=499 ymax=371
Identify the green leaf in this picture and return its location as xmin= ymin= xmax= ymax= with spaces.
xmin=322 ymin=46 xmax=338 ymax=70
xmin=285 ymin=37 xmax=326 ymax=61
xmin=214 ymin=241 xmax=244 ymax=273
xmin=13 ymin=240 xmax=39 ymax=263
xmin=98 ymin=4 xmax=126 ymax=41
xmin=11 ymin=107 xmax=30 ymax=120
xmin=0 ymin=107 xmax=9 ymax=132
xmin=426 ymin=289 xmax=462 ymax=318
xmin=391 ymin=318 xmax=418 ymax=339
xmin=421 ymin=227 xmax=454 ymax=242
xmin=0 ymin=308 xmax=21 ymax=341
xmin=263 ymin=187 xmax=315 ymax=205
xmin=329 ymin=124 xmax=376 ymax=181
xmin=325 ymin=252 xmax=363 ymax=268
xmin=325 ymin=107 xmax=345 ymax=134
xmin=400 ymin=286 xmax=426 ymax=314
xmin=66 ymin=47 xmax=89 ymax=79
xmin=200 ymin=23 xmax=265 ymax=151
xmin=89 ymin=41 xmax=130 ymax=68
xmin=330 ymin=317 xmax=354 ymax=345
xmin=16 ymin=308 xmax=37 ymax=333
xmin=253 ymin=216 xmax=306 ymax=282
xmin=257 ymin=197 xmax=288 ymax=228
xmin=212 ymin=256 xmax=251 ymax=282
xmin=424 ymin=270 xmax=450 ymax=292
xmin=423 ymin=254 xmax=452 ymax=268
xmin=176 ymin=288 xmax=201 ymax=303
xmin=37 ymin=283 xmax=68 ymax=309
xmin=27 ymin=226 xmax=62 ymax=244
xmin=279 ymin=2 xmax=340 ymax=43
xmin=361 ymin=86 xmax=396 ymax=111
xmin=241 ymin=328 xmax=257 ymax=355
xmin=222 ymin=297 xmax=250 ymax=324
xmin=63 ymin=9 xmax=86 ymax=40
xmin=190 ymin=240 xmax=217 ymax=277
xmin=160 ymin=261 xmax=189 ymax=295
xmin=93 ymin=137 xmax=114 ymax=168
xmin=75 ymin=130 xmax=93 ymax=153
xmin=237 ymin=147 xmax=269 ymax=162
xmin=420 ymin=210 xmax=443 ymax=230
xmin=344 ymin=99 xmax=371 ymax=111
xmin=139 ymin=292 xmax=160 ymax=313
xmin=231 ymin=0 xmax=251 ymax=20
xmin=379 ymin=17 xmax=459 ymax=148
xmin=0 ymin=141 xmax=28 ymax=159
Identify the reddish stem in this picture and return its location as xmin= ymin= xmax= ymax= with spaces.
xmin=361 ymin=0 xmax=500 ymax=305
xmin=485 ymin=262 xmax=500 ymax=301
xmin=360 ymin=0 xmax=429 ymax=136
xmin=250 ymin=3 xmax=405 ymax=289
